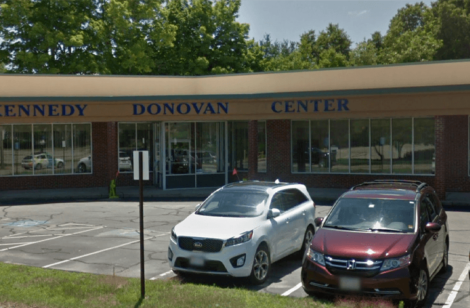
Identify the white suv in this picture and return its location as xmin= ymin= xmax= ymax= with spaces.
xmin=168 ymin=181 xmax=316 ymax=284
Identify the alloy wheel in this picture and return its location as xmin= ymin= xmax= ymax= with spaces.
xmin=416 ymin=269 xmax=428 ymax=302
xmin=253 ymin=250 xmax=269 ymax=281
xmin=304 ymin=229 xmax=314 ymax=250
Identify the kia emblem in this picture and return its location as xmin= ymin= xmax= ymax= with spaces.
xmin=346 ymin=259 xmax=356 ymax=270
xmin=194 ymin=242 xmax=203 ymax=248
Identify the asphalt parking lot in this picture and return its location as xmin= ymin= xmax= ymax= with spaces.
xmin=0 ymin=200 xmax=469 ymax=307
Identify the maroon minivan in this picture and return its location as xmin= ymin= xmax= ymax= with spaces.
xmin=301 ymin=180 xmax=449 ymax=307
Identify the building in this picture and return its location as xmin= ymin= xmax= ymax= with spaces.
xmin=1 ymin=60 xmax=470 ymax=200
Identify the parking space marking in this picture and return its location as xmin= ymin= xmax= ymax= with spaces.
xmin=0 ymin=226 xmax=104 ymax=252
xmin=281 ymin=283 xmax=302 ymax=296
xmin=42 ymin=232 xmax=169 ymax=269
xmin=443 ymin=262 xmax=470 ymax=308
xmin=150 ymin=270 xmax=173 ymax=280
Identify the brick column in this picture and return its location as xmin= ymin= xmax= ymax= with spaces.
xmin=248 ymin=120 xmax=258 ymax=180
xmin=266 ymin=120 xmax=291 ymax=181
xmin=434 ymin=116 xmax=446 ymax=200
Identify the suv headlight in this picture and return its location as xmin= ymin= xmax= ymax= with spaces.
xmin=306 ymin=248 xmax=325 ymax=266
xmin=171 ymin=227 xmax=177 ymax=242
xmin=380 ymin=254 xmax=411 ymax=272
xmin=225 ymin=231 xmax=253 ymax=247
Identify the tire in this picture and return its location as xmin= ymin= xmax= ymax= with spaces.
xmin=411 ymin=266 xmax=429 ymax=308
xmin=249 ymin=243 xmax=270 ymax=285
xmin=299 ymin=226 xmax=315 ymax=259
xmin=57 ymin=162 xmax=64 ymax=169
xmin=35 ymin=163 xmax=42 ymax=170
xmin=440 ymin=241 xmax=449 ymax=274
xmin=77 ymin=163 xmax=86 ymax=173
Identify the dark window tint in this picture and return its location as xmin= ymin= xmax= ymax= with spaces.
xmin=420 ymin=202 xmax=430 ymax=232
xmin=423 ymin=197 xmax=437 ymax=221
xmin=271 ymin=189 xmax=308 ymax=213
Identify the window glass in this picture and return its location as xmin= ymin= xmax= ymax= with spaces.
xmin=53 ymin=124 xmax=73 ymax=174
xmin=424 ymin=197 xmax=437 ymax=221
xmin=292 ymin=121 xmax=309 ymax=172
xmin=197 ymin=191 xmax=268 ymax=217
xmin=414 ymin=118 xmax=435 ymax=174
xmin=324 ymin=198 xmax=415 ymax=232
xmin=311 ymin=120 xmax=329 ymax=172
xmin=196 ymin=122 xmax=219 ymax=174
xmin=371 ymin=119 xmax=391 ymax=173
xmin=13 ymin=125 xmax=33 ymax=175
xmin=228 ymin=121 xmax=249 ymax=171
xmin=392 ymin=118 xmax=412 ymax=174
xmin=350 ymin=119 xmax=370 ymax=173
xmin=258 ymin=121 xmax=267 ymax=173
xmin=73 ymin=124 xmax=92 ymax=174
xmin=119 ymin=123 xmax=136 ymax=173
xmin=420 ymin=202 xmax=430 ymax=232
xmin=33 ymin=124 xmax=53 ymax=175
xmin=330 ymin=119 xmax=349 ymax=173
xmin=0 ymin=125 xmax=13 ymax=176
xmin=167 ymin=122 xmax=192 ymax=174
xmin=137 ymin=123 xmax=153 ymax=172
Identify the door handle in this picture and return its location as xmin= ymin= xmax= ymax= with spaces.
xmin=302 ymin=211 xmax=306 ymax=216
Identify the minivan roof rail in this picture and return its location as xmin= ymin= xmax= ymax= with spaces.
xmin=350 ymin=180 xmax=428 ymax=192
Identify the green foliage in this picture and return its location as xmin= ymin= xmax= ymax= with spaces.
xmin=349 ymin=41 xmax=379 ymax=66
xmin=432 ymin=0 xmax=470 ymax=60
xmin=379 ymin=2 xmax=443 ymax=64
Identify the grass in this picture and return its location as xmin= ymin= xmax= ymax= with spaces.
xmin=0 ymin=262 xmax=399 ymax=308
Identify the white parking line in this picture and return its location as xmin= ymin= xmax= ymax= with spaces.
xmin=150 ymin=270 xmax=173 ymax=280
xmin=281 ymin=282 xmax=302 ymax=296
xmin=0 ymin=226 xmax=104 ymax=252
xmin=443 ymin=262 xmax=470 ymax=308
xmin=42 ymin=232 xmax=169 ymax=269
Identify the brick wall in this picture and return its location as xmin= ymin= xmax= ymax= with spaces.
xmin=0 ymin=122 xmax=118 ymax=191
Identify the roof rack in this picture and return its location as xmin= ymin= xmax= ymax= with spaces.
xmin=350 ymin=179 xmax=428 ymax=193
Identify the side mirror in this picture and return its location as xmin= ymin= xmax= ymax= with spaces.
xmin=268 ymin=208 xmax=281 ymax=219
xmin=425 ymin=222 xmax=441 ymax=233
xmin=314 ymin=217 xmax=324 ymax=227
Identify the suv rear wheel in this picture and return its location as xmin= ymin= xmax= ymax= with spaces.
xmin=299 ymin=226 xmax=314 ymax=259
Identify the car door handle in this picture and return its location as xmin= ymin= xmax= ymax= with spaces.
xmin=302 ymin=211 xmax=306 ymax=216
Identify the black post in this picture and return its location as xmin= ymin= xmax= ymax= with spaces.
xmin=139 ymin=151 xmax=145 ymax=298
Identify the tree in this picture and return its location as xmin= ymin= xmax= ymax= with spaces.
xmin=0 ymin=0 xmax=177 ymax=74
xmin=151 ymin=0 xmax=261 ymax=75
xmin=379 ymin=2 xmax=443 ymax=64
xmin=315 ymin=24 xmax=352 ymax=60
xmin=432 ymin=0 xmax=470 ymax=60
xmin=349 ymin=40 xmax=379 ymax=66
xmin=317 ymin=48 xmax=348 ymax=68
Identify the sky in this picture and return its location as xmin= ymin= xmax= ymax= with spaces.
xmin=237 ymin=0 xmax=435 ymax=46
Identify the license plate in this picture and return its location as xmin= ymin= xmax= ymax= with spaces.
xmin=339 ymin=276 xmax=361 ymax=291
xmin=189 ymin=256 xmax=205 ymax=267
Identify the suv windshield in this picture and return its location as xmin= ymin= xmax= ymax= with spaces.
xmin=196 ymin=191 xmax=268 ymax=217
xmin=323 ymin=198 xmax=416 ymax=233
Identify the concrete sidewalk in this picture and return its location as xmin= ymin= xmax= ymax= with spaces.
xmin=0 ymin=185 xmax=468 ymax=207
xmin=0 ymin=185 xmax=347 ymax=205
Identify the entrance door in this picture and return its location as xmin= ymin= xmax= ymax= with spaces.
xmin=164 ymin=122 xmax=227 ymax=189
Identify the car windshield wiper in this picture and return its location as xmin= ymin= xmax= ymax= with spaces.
xmin=366 ymin=227 xmax=403 ymax=233
xmin=323 ymin=225 xmax=357 ymax=230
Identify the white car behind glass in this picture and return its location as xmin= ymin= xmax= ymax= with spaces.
xmin=168 ymin=181 xmax=316 ymax=284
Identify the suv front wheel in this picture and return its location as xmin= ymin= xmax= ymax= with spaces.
xmin=250 ymin=244 xmax=270 ymax=285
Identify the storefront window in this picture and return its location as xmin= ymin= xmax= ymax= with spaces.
xmin=350 ymin=119 xmax=369 ymax=173
xmin=292 ymin=117 xmax=434 ymax=175
xmin=311 ymin=120 xmax=329 ymax=172
xmin=228 ymin=121 xmax=249 ymax=171
xmin=137 ymin=123 xmax=154 ymax=172
xmin=292 ymin=121 xmax=309 ymax=173
xmin=258 ymin=121 xmax=267 ymax=173
xmin=13 ymin=125 xmax=33 ymax=175
xmin=392 ymin=118 xmax=412 ymax=174
xmin=414 ymin=118 xmax=435 ymax=174
xmin=73 ymin=124 xmax=92 ymax=174
xmin=33 ymin=124 xmax=53 ymax=175
xmin=330 ymin=120 xmax=349 ymax=173
xmin=0 ymin=123 xmax=91 ymax=176
xmin=371 ymin=119 xmax=391 ymax=173
xmin=54 ymin=124 xmax=73 ymax=174
xmin=0 ymin=125 xmax=13 ymax=176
